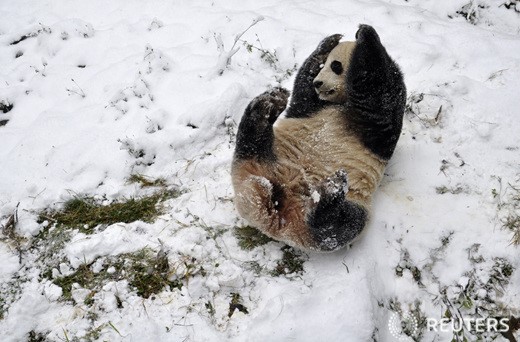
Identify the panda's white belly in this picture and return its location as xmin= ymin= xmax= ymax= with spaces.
xmin=273 ymin=107 xmax=386 ymax=207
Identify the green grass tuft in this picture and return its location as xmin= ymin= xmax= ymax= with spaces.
xmin=228 ymin=292 xmax=248 ymax=317
xmin=27 ymin=330 xmax=49 ymax=342
xmin=234 ymin=226 xmax=273 ymax=250
xmin=82 ymin=325 xmax=103 ymax=342
xmin=49 ymin=248 xmax=204 ymax=303
xmin=435 ymin=185 xmax=465 ymax=195
xmin=234 ymin=228 xmax=307 ymax=277
xmin=53 ymin=264 xmax=95 ymax=301
xmin=493 ymin=176 xmax=520 ymax=245
xmin=37 ymin=189 xmax=179 ymax=234
xmin=271 ymin=246 xmax=307 ymax=277
xmin=126 ymin=249 xmax=177 ymax=299
xmin=127 ymin=174 xmax=167 ymax=188
xmin=505 ymin=214 xmax=520 ymax=245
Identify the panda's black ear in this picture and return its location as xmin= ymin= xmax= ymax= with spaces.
xmin=355 ymin=24 xmax=381 ymax=45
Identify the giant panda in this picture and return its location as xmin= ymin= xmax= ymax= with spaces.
xmin=231 ymin=25 xmax=406 ymax=252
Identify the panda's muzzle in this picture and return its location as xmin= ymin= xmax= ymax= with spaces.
xmin=314 ymin=81 xmax=337 ymax=98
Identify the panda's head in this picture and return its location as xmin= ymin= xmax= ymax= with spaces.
xmin=313 ymin=41 xmax=356 ymax=103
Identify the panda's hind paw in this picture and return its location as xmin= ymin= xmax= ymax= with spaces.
xmin=317 ymin=169 xmax=349 ymax=202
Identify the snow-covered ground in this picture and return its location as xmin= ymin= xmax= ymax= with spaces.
xmin=1 ymin=0 xmax=519 ymax=341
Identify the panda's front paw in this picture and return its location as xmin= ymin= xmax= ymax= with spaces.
xmin=246 ymin=87 xmax=289 ymax=124
xmin=315 ymin=34 xmax=343 ymax=55
xmin=355 ymin=24 xmax=381 ymax=45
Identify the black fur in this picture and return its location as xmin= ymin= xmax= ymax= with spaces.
xmin=270 ymin=182 xmax=285 ymax=212
xmin=287 ymin=26 xmax=406 ymax=159
xmin=285 ymin=34 xmax=342 ymax=118
xmin=331 ymin=60 xmax=343 ymax=75
xmin=234 ymin=88 xmax=289 ymax=161
xmin=307 ymin=170 xmax=367 ymax=251
xmin=346 ymin=24 xmax=406 ymax=160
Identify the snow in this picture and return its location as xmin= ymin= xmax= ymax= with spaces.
xmin=1 ymin=0 xmax=520 ymax=341
xmin=311 ymin=190 xmax=321 ymax=203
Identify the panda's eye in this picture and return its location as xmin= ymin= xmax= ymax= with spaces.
xmin=330 ymin=60 xmax=343 ymax=75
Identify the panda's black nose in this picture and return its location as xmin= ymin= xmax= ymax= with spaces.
xmin=313 ymin=80 xmax=323 ymax=89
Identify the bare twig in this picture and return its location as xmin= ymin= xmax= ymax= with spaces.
xmin=66 ymin=78 xmax=86 ymax=98
xmin=213 ymin=16 xmax=265 ymax=76
xmin=1 ymin=203 xmax=24 ymax=264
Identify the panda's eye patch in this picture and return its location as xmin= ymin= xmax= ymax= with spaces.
xmin=330 ymin=60 xmax=343 ymax=75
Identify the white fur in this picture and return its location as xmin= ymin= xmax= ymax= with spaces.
xmin=313 ymin=41 xmax=356 ymax=103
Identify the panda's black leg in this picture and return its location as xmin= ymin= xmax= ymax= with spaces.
xmin=307 ymin=170 xmax=368 ymax=251
xmin=285 ymin=34 xmax=342 ymax=119
xmin=234 ymin=87 xmax=289 ymax=161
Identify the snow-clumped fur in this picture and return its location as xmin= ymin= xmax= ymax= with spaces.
xmin=1 ymin=1 xmax=520 ymax=341
xmin=232 ymin=25 xmax=406 ymax=251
